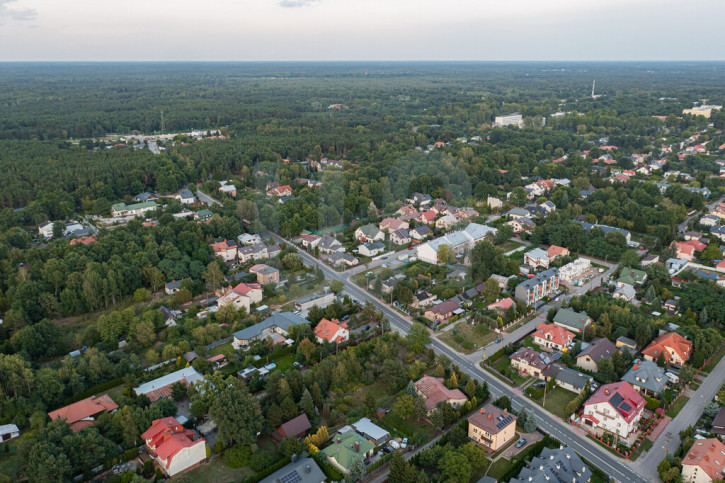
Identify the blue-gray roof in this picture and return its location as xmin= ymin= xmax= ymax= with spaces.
xmin=233 ymin=312 xmax=309 ymax=341
xmin=518 ymin=267 xmax=559 ymax=290
xmin=621 ymin=360 xmax=667 ymax=394
xmin=512 ymin=447 xmax=592 ymax=483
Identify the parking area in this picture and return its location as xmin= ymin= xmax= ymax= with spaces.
xmin=496 ymin=430 xmax=544 ymax=461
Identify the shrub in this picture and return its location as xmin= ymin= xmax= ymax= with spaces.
xmin=223 ymin=445 xmax=251 ymax=468
xmin=250 ymin=450 xmax=275 ymax=472
xmin=213 ymin=441 xmax=226 ymax=454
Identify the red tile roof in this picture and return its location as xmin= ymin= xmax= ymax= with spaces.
xmin=487 ymin=298 xmax=514 ymax=311
xmin=70 ymin=236 xmax=97 ymax=245
xmin=584 ymin=382 xmax=645 ymax=423
xmin=642 ymin=332 xmax=692 ymax=363
xmin=142 ymin=417 xmax=204 ymax=468
xmin=232 ymin=282 xmax=261 ymax=296
xmin=683 ymin=438 xmax=725 ymax=481
xmin=314 ymin=318 xmax=348 ymax=343
xmin=546 ymin=245 xmax=569 ymax=258
xmin=48 ymin=395 xmax=118 ymax=432
xmin=533 ymin=322 xmax=575 ymax=347
xmin=414 ymin=376 xmax=467 ymax=410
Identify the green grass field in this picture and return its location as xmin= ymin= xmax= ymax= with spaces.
xmin=667 ymin=396 xmax=690 ymax=418
xmin=485 ymin=457 xmax=510 ymax=479
xmin=209 ymin=341 xmax=234 ymax=356
xmin=438 ymin=321 xmax=497 ymax=354
xmin=184 ymin=455 xmax=253 ymax=483
xmin=532 ymin=386 xmax=578 ymax=420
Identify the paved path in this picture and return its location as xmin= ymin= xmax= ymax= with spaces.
xmin=197 ymin=189 xmax=220 ymax=206
xmin=272 ymin=233 xmax=650 ymax=482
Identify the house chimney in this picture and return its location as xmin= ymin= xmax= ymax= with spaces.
xmin=305 ymin=465 xmax=311 ymax=474
xmin=504 ymin=409 xmax=507 ymax=413
xmin=291 ymin=454 xmax=297 ymax=463
xmin=566 ymin=453 xmax=571 ymax=459
xmin=354 ymin=442 xmax=360 ymax=452
xmin=337 ymin=437 xmax=341 ymax=444
xmin=481 ymin=409 xmax=485 ymax=414
xmin=488 ymin=414 xmax=492 ymax=419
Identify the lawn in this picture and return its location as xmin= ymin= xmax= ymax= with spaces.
xmin=184 ymin=455 xmax=253 ymax=483
xmin=491 ymin=357 xmax=528 ymax=386
xmin=703 ymin=342 xmax=725 ymax=373
xmin=485 ymin=457 xmax=510 ymax=479
xmin=209 ymin=341 xmax=234 ymax=356
xmin=630 ymin=438 xmax=653 ymax=462
xmin=438 ymin=321 xmax=498 ymax=354
xmin=531 ymin=387 xmax=578 ymax=420
xmin=273 ymin=354 xmax=295 ymax=372
xmin=667 ymin=396 xmax=690 ymax=418
xmin=498 ymin=240 xmax=523 ymax=252
xmin=382 ymin=413 xmax=438 ymax=445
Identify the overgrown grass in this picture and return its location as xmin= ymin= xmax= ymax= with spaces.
xmin=491 ymin=357 xmax=528 ymax=386
xmin=184 ymin=455 xmax=253 ymax=483
xmin=438 ymin=321 xmax=497 ymax=354
xmin=209 ymin=341 xmax=234 ymax=356
xmin=667 ymin=396 xmax=690 ymax=418
xmin=530 ymin=387 xmax=578 ymax=420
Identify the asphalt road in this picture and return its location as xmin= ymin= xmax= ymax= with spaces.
xmin=275 ymin=234 xmax=650 ymax=482
xmin=196 ymin=189 xmax=219 ymax=206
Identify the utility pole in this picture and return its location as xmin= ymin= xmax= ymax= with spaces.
xmin=664 ymin=432 xmax=673 ymax=457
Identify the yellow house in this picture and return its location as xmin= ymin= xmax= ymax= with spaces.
xmin=467 ymin=404 xmax=517 ymax=453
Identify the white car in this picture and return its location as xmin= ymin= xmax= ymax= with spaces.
xmin=389 ymin=440 xmax=400 ymax=450
xmin=401 ymin=437 xmax=408 ymax=448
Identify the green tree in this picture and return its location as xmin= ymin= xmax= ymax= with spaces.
xmin=296 ymin=338 xmax=316 ymax=362
xmin=209 ymin=378 xmax=263 ymax=446
xmin=52 ymin=220 xmax=65 ymax=239
xmin=406 ymin=322 xmax=431 ymax=353
xmin=440 ymin=450 xmax=472 ymax=482
xmin=347 ymin=457 xmax=365 ymax=482
xmin=524 ymin=409 xmax=537 ymax=432
xmin=204 ymin=261 xmax=224 ymax=294
xmin=393 ymin=394 xmax=416 ymax=420
xmin=330 ymin=280 xmax=344 ymax=294
xmin=300 ymin=388 xmax=317 ymax=420
xmin=437 ymin=244 xmax=453 ymax=264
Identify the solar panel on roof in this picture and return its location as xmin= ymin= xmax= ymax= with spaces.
xmin=619 ymin=402 xmax=632 ymax=413
xmin=495 ymin=415 xmax=514 ymax=429
xmin=280 ymin=471 xmax=301 ymax=483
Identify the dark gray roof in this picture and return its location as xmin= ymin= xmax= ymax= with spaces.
xmin=259 ymin=457 xmax=326 ymax=483
xmin=233 ymin=312 xmax=309 ymax=341
xmin=621 ymin=360 xmax=667 ymax=394
xmin=518 ymin=267 xmax=559 ymax=290
xmin=543 ymin=363 xmax=593 ymax=391
xmin=511 ymin=447 xmax=592 ymax=483
xmin=577 ymin=338 xmax=617 ymax=363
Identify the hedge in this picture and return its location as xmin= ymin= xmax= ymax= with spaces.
xmin=314 ymin=454 xmax=344 ymax=482
xmin=498 ymin=434 xmax=561 ymax=482
xmin=365 ymin=451 xmax=394 ymax=475
xmin=63 ymin=378 xmax=125 ymax=405
xmin=242 ymin=455 xmax=291 ymax=483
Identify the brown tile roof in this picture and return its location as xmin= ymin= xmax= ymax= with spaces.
xmin=414 ymin=376 xmax=467 ymax=411
xmin=278 ymin=414 xmax=312 ymax=439
xmin=683 ymin=438 xmax=725 ymax=481
xmin=642 ymin=332 xmax=692 ymax=363
xmin=468 ymin=404 xmax=517 ymax=436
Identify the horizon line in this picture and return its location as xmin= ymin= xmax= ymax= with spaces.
xmin=2 ymin=59 xmax=725 ymax=63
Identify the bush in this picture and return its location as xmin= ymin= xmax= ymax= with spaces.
xmin=63 ymin=378 xmax=124 ymax=405
xmin=121 ymin=447 xmax=138 ymax=461
xmin=645 ymin=396 xmax=661 ymax=411
xmin=250 ymin=450 xmax=275 ymax=472
xmin=213 ymin=441 xmax=226 ymax=454
xmin=314 ymin=454 xmax=345 ymax=482
xmin=243 ymin=456 xmax=291 ymax=483
xmin=223 ymin=445 xmax=251 ymax=468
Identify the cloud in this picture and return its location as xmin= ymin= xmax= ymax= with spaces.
xmin=278 ymin=0 xmax=318 ymax=7
xmin=0 ymin=0 xmax=37 ymax=23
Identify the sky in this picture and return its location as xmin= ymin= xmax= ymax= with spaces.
xmin=1 ymin=0 xmax=724 ymax=61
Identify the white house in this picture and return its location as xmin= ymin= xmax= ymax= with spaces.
xmin=524 ymin=248 xmax=550 ymax=269
xmin=416 ymin=223 xmax=497 ymax=264
xmin=0 ymin=424 xmax=20 ymax=443
xmin=142 ymin=417 xmax=207 ymax=476
xmin=358 ymin=241 xmax=385 ymax=257
xmin=559 ymin=258 xmax=591 ymax=283
xmin=581 ymin=382 xmax=645 ymax=438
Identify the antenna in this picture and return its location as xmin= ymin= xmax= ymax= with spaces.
xmin=160 ymin=110 xmax=166 ymax=133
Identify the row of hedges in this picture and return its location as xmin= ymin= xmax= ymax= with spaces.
xmin=64 ymin=377 xmax=125 ymax=405
xmin=242 ymin=455 xmax=291 ymax=483
xmin=314 ymin=454 xmax=344 ymax=482
xmin=365 ymin=451 xmax=394 ymax=475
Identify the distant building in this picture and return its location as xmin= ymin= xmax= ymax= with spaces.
xmin=642 ymin=332 xmax=692 ymax=366
xmin=314 ymin=318 xmax=349 ymax=344
xmin=514 ymin=268 xmax=560 ymax=305
xmin=295 ymin=292 xmax=335 ymax=313
xmin=258 ymin=457 xmax=326 ymax=483
xmin=621 ymin=360 xmax=668 ymax=396
xmin=322 ymin=431 xmax=374 ymax=474
xmin=511 ymin=447 xmax=592 ymax=483
xmin=553 ymin=308 xmax=592 ymax=334
xmin=532 ymin=322 xmax=575 ymax=351
xmin=232 ymin=312 xmax=308 ymax=348
xmin=576 ymin=338 xmax=617 ymax=372
xmin=134 ymin=367 xmax=204 ymax=402
xmin=48 ymin=395 xmax=118 ymax=432
xmin=494 ymin=113 xmax=524 ymax=128
xmin=414 ymin=376 xmax=467 ymax=414
xmin=111 ymin=201 xmax=158 ymax=217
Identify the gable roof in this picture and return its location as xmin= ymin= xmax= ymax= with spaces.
xmin=48 ymin=395 xmax=118 ymax=431
xmin=642 ymin=332 xmax=693 ymax=363
xmin=534 ymin=322 xmax=575 ymax=346
xmin=546 ymin=245 xmax=569 ymax=258
xmin=553 ymin=308 xmax=591 ymax=331
xmin=278 ymin=414 xmax=312 ymax=438
xmin=134 ymin=367 xmax=204 ymax=402
xmin=512 ymin=447 xmax=592 ymax=483
xmin=427 ymin=299 xmax=461 ymax=316
xmin=487 ymin=297 xmax=515 ymax=311
xmin=621 ymin=360 xmax=667 ymax=394
xmin=414 ymin=376 xmax=467 ymax=410
xmin=314 ymin=318 xmax=348 ymax=343
xmin=525 ymin=247 xmax=549 ymax=261
xmin=577 ymin=338 xmax=616 ymax=363
xmin=233 ymin=312 xmax=308 ymax=341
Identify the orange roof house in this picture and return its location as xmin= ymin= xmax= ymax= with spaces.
xmin=314 ymin=318 xmax=349 ymax=344
xmin=682 ymin=438 xmax=725 ymax=482
xmin=532 ymin=322 xmax=575 ymax=351
xmin=48 ymin=395 xmax=118 ymax=432
xmin=546 ymin=245 xmax=570 ymax=260
xmin=414 ymin=376 xmax=467 ymax=412
xmin=70 ymin=235 xmax=97 ymax=246
xmin=142 ymin=417 xmax=206 ymax=477
xmin=642 ymin=332 xmax=693 ymax=366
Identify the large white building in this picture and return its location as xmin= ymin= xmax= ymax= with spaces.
xmin=416 ymin=223 xmax=497 ymax=264
xmin=559 ymin=258 xmax=591 ymax=283
xmin=581 ymin=382 xmax=645 ymax=438
xmin=494 ymin=113 xmax=524 ymax=128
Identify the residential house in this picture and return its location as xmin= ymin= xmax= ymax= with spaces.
xmin=237 ymin=233 xmax=262 ymax=245
xmin=507 ymin=207 xmax=532 ymax=220
xmin=396 ymin=204 xmax=418 ymax=217
xmin=511 ymin=447 xmax=592 ymax=483
xmin=642 ymin=332 xmax=692 ymax=366
xmin=616 ymin=336 xmax=637 ymax=352
xmin=322 ymin=431 xmax=374 ymax=474
xmin=711 ymin=408 xmax=725 ymax=436
xmin=576 ymin=338 xmax=617 ymax=372
xmin=621 ymin=360 xmax=668 ymax=396
xmin=354 ymin=224 xmax=384 ymax=243
xmin=165 ymin=280 xmax=185 ymax=295
xmin=424 ymin=299 xmax=462 ymax=323
xmin=233 ymin=282 xmax=263 ymax=304
xmin=134 ymin=367 xmax=204 ymax=402
xmin=408 ymin=192 xmax=432 ymax=206
xmin=317 ymin=234 xmax=345 ymax=254
xmin=238 ymin=243 xmax=269 ymax=263
xmin=258 ymin=457 xmax=326 ymax=483
xmin=176 ymin=189 xmax=197 ymax=205
xmin=358 ymin=241 xmax=385 ymax=257
xmin=487 ymin=297 xmax=515 ymax=315
xmin=249 ymin=264 xmax=280 ymax=285
xmin=351 ymin=418 xmax=390 ymax=446
xmin=401 ymin=226 xmax=427 ymax=243
xmin=613 ymin=284 xmax=637 ymax=303
xmin=487 ymin=196 xmax=504 ymax=210
xmin=581 ymin=382 xmax=646 ymax=438
xmin=416 ymin=223 xmax=497 ymax=264
xmin=210 ymin=240 xmax=238 ymax=262
xmin=412 ymin=290 xmax=436 ymax=309
xmin=216 ymin=289 xmax=252 ymax=314
xmin=111 ymin=201 xmax=159 ymax=217
xmin=467 ymin=405 xmax=517 ymax=452
xmin=142 ymin=417 xmax=206 ymax=477
xmin=133 ymin=192 xmax=159 ymax=202
xmin=295 ymin=292 xmax=335 ymax=313
xmin=272 ymin=414 xmax=312 ymax=443
xmin=541 ymin=363 xmax=595 ymax=394
xmin=390 ymin=229 xmax=411 ymax=246
xmin=617 ymin=269 xmax=648 ymax=287
xmin=195 ymin=209 xmax=213 ymax=222
xmin=547 ymin=245 xmax=570 ymax=261
xmin=219 ymin=183 xmax=237 ymax=197
xmin=559 ymin=258 xmax=591 ymax=284
xmin=267 ymin=185 xmax=293 ymax=197
xmin=682 ymin=438 xmax=725 ymax=483
xmin=641 ymin=254 xmax=660 ymax=266
xmin=300 ymin=234 xmax=321 ymax=249
xmin=533 ymin=323 xmax=575 ymax=351
xmin=488 ymin=274 xmax=511 ymax=290
xmin=232 ymin=312 xmax=308 ymax=349
xmin=514 ymin=268 xmax=560 ymax=306
xmin=435 ymin=214 xmax=459 ymax=230
xmin=48 ymin=395 xmax=119 ymax=432
xmin=379 ymin=218 xmax=409 ymax=233
xmin=417 ymin=210 xmax=437 ymax=225
xmin=314 ymin=318 xmax=349 ymax=344
xmin=414 ymin=376 xmax=468 ymax=414
xmin=553 ymin=308 xmax=592 ymax=334
xmin=699 ymin=215 xmax=720 ymax=227
xmin=326 ymin=252 xmax=359 ymax=268
xmin=509 ymin=347 xmax=552 ymax=379
xmin=577 ymin=222 xmax=632 ymax=246
xmin=524 ymin=248 xmax=550 ymax=269
xmin=671 ymin=241 xmax=697 ymax=260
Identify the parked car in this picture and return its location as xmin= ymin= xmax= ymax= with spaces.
xmin=516 ymin=438 xmax=527 ymax=448
xmin=401 ymin=438 xmax=408 ymax=448
xmin=494 ymin=337 xmax=502 ymax=343
xmin=363 ymin=325 xmax=370 ymax=331
xmin=533 ymin=382 xmax=546 ymax=388
xmin=382 ymin=445 xmax=394 ymax=453
xmin=342 ymin=315 xmax=350 ymax=321
xmin=389 ymin=440 xmax=400 ymax=450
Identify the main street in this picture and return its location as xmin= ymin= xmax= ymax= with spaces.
xmin=274 ymin=234 xmax=650 ymax=482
